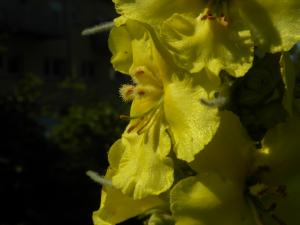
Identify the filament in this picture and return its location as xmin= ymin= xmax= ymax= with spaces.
xmin=121 ymin=99 xmax=163 ymax=134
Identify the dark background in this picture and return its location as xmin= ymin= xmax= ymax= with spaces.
xmin=0 ymin=0 xmax=132 ymax=224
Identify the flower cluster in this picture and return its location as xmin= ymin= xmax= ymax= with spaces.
xmin=93 ymin=1 xmax=300 ymax=225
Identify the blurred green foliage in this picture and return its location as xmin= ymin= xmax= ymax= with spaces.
xmin=0 ymin=73 xmax=126 ymax=225
xmin=49 ymin=103 xmax=126 ymax=173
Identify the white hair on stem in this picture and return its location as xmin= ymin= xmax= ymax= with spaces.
xmin=86 ymin=170 xmax=112 ymax=187
xmin=200 ymin=96 xmax=227 ymax=108
xmin=81 ymin=21 xmax=114 ymax=36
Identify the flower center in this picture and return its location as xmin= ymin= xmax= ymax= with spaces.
xmin=246 ymin=166 xmax=287 ymax=225
xmin=121 ymin=98 xmax=163 ymax=135
xmin=198 ymin=0 xmax=229 ymax=27
xmin=119 ymin=67 xmax=164 ymax=135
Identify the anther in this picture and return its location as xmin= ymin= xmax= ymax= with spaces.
xmin=201 ymin=14 xmax=208 ymax=20
xmin=137 ymin=89 xmax=145 ymax=96
xmin=274 ymin=185 xmax=287 ymax=197
xmin=119 ymin=84 xmax=136 ymax=102
xmin=134 ymin=67 xmax=145 ymax=76
xmin=257 ymin=186 xmax=269 ymax=197
xmin=207 ymin=15 xmax=216 ymax=20
xmin=219 ymin=16 xmax=228 ymax=27
xmin=200 ymin=10 xmax=216 ymax=21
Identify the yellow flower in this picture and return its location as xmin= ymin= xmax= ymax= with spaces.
xmin=170 ymin=114 xmax=300 ymax=225
xmin=189 ymin=110 xmax=255 ymax=182
xmin=252 ymin=116 xmax=300 ymax=225
xmin=170 ymin=174 xmax=256 ymax=225
xmin=113 ymin=0 xmax=300 ymax=77
xmin=109 ymin=20 xmax=220 ymax=199
xmin=93 ymin=168 xmax=165 ymax=225
xmin=169 ymin=111 xmax=257 ymax=225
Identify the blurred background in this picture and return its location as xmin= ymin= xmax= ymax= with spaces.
xmin=0 ymin=0 xmax=131 ymax=224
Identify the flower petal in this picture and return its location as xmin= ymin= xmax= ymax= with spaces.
xmin=108 ymin=139 xmax=125 ymax=171
xmin=274 ymin=174 xmax=300 ymax=225
xmin=190 ymin=111 xmax=254 ymax=183
xmin=161 ymin=11 xmax=254 ymax=77
xmin=112 ymin=118 xmax=174 ymax=199
xmin=170 ymin=175 xmax=255 ymax=225
xmin=112 ymin=0 xmax=202 ymax=27
xmin=254 ymin=117 xmax=300 ymax=182
xmin=164 ymin=75 xmax=220 ymax=162
xmin=93 ymin=168 xmax=164 ymax=225
xmin=109 ymin=24 xmax=133 ymax=74
xmin=237 ymin=0 xmax=300 ymax=53
xmin=109 ymin=20 xmax=171 ymax=83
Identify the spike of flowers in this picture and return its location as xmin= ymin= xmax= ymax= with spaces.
xmin=91 ymin=1 xmax=300 ymax=225
xmin=107 ymin=20 xmax=220 ymax=200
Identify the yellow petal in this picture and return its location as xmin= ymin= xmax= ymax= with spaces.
xmin=109 ymin=20 xmax=171 ymax=84
xmin=254 ymin=117 xmax=300 ymax=182
xmin=129 ymin=23 xmax=171 ymax=85
xmin=93 ymin=168 xmax=164 ymax=225
xmin=161 ymin=11 xmax=254 ymax=77
xmin=274 ymin=174 xmax=300 ymax=225
xmin=190 ymin=111 xmax=254 ymax=183
xmin=237 ymin=0 xmax=300 ymax=53
xmin=113 ymin=0 xmax=202 ymax=27
xmin=108 ymin=139 xmax=125 ymax=171
xmin=112 ymin=119 xmax=174 ymax=199
xmin=164 ymin=75 xmax=220 ymax=162
xmin=108 ymin=24 xmax=133 ymax=74
xmin=170 ymin=175 xmax=255 ymax=225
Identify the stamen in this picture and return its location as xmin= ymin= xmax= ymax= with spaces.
xmin=131 ymin=66 xmax=146 ymax=84
xmin=119 ymin=115 xmax=132 ymax=120
xmin=136 ymin=109 xmax=159 ymax=135
xmin=121 ymin=98 xmax=163 ymax=120
xmin=134 ymin=67 xmax=145 ymax=76
xmin=86 ymin=170 xmax=112 ymax=187
xmin=121 ymin=99 xmax=163 ymax=134
xmin=219 ymin=16 xmax=228 ymax=27
xmin=200 ymin=14 xmax=208 ymax=20
xmin=127 ymin=122 xmax=140 ymax=133
xmin=247 ymin=198 xmax=266 ymax=225
xmin=198 ymin=2 xmax=229 ymax=26
xmin=200 ymin=9 xmax=216 ymax=21
xmin=271 ymin=185 xmax=287 ymax=197
xmin=136 ymin=89 xmax=145 ymax=96
xmin=271 ymin=214 xmax=286 ymax=225
xmin=248 ymin=182 xmax=287 ymax=225
xmin=119 ymin=84 xmax=136 ymax=102
xmin=207 ymin=14 xmax=216 ymax=20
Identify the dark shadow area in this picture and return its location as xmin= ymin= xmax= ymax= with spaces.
xmin=0 ymin=0 xmax=141 ymax=225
